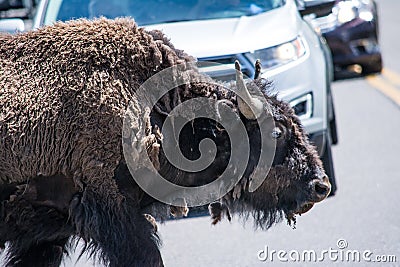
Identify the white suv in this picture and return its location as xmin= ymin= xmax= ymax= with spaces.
xmin=31 ymin=0 xmax=337 ymax=194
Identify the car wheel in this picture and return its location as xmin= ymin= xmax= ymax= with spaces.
xmin=321 ymin=132 xmax=337 ymax=196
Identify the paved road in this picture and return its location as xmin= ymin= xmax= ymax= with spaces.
xmin=2 ymin=0 xmax=400 ymax=266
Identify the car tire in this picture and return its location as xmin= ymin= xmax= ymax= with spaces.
xmin=363 ymin=57 xmax=383 ymax=75
xmin=364 ymin=2 xmax=383 ymax=76
xmin=329 ymin=98 xmax=338 ymax=145
xmin=321 ymin=132 xmax=337 ymax=196
xmin=373 ymin=1 xmax=379 ymax=40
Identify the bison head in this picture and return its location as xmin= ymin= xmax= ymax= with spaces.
xmin=123 ymin=59 xmax=330 ymax=229
xmin=213 ymin=61 xmax=331 ymax=228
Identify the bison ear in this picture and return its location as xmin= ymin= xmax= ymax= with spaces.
xmin=254 ymin=59 xmax=262 ymax=80
xmin=235 ymin=61 xmax=263 ymax=120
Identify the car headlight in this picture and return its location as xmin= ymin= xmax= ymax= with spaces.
xmin=245 ymin=37 xmax=306 ymax=69
xmin=335 ymin=1 xmax=357 ymax=24
xmin=333 ymin=0 xmax=374 ymax=25
xmin=289 ymin=93 xmax=313 ymax=120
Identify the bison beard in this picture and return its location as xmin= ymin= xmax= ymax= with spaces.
xmin=0 ymin=18 xmax=330 ymax=266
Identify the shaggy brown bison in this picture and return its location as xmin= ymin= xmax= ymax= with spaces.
xmin=0 ymin=18 xmax=330 ymax=266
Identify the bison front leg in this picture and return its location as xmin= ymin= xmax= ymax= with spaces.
xmin=68 ymin=156 xmax=164 ymax=266
xmin=0 ymin=179 xmax=74 ymax=267
xmin=6 ymin=238 xmax=69 ymax=267
xmin=0 ymin=201 xmax=72 ymax=267
xmin=70 ymin=191 xmax=163 ymax=267
xmin=68 ymin=123 xmax=164 ymax=266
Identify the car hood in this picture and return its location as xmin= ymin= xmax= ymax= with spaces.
xmin=144 ymin=2 xmax=301 ymax=58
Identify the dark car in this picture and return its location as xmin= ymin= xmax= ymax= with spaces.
xmin=0 ymin=0 xmax=36 ymax=20
xmin=302 ymin=0 xmax=382 ymax=79
xmin=0 ymin=0 xmax=24 ymax=10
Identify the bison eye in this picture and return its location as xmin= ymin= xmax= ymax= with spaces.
xmin=271 ymin=127 xmax=283 ymax=139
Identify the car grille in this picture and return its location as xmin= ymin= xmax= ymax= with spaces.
xmin=314 ymin=13 xmax=338 ymax=33
xmin=198 ymin=55 xmax=253 ymax=81
xmin=307 ymin=1 xmax=338 ymax=33
xmin=306 ymin=1 xmax=335 ymax=18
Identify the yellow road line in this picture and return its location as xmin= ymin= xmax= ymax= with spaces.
xmin=366 ymin=74 xmax=400 ymax=106
xmin=382 ymin=68 xmax=400 ymax=86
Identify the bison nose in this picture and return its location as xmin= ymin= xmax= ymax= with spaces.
xmin=310 ymin=176 xmax=331 ymax=202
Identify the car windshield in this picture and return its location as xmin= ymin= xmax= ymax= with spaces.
xmin=43 ymin=0 xmax=285 ymax=26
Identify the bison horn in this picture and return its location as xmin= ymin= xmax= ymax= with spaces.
xmin=235 ymin=60 xmax=263 ymax=120
xmin=254 ymin=59 xmax=262 ymax=80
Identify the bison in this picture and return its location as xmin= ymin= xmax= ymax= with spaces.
xmin=0 ymin=18 xmax=331 ymax=266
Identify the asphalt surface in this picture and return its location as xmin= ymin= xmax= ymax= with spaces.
xmin=2 ymin=0 xmax=400 ymax=266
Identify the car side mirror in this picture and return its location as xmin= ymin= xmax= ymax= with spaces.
xmin=0 ymin=18 xmax=25 ymax=33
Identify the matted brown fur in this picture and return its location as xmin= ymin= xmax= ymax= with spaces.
xmin=0 ymin=18 xmax=329 ymax=267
